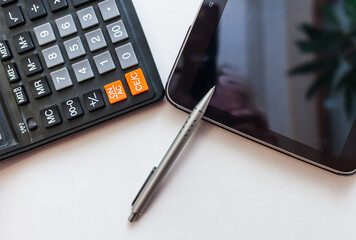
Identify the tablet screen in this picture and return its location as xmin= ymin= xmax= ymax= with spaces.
xmin=168 ymin=0 xmax=356 ymax=171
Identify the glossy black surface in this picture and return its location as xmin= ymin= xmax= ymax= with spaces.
xmin=167 ymin=0 xmax=356 ymax=174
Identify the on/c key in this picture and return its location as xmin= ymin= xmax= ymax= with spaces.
xmin=125 ymin=69 xmax=149 ymax=96
xmin=104 ymin=80 xmax=127 ymax=104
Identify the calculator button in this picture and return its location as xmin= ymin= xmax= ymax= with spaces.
xmin=21 ymin=54 xmax=43 ymax=77
xmin=47 ymin=0 xmax=68 ymax=12
xmin=85 ymin=29 xmax=107 ymax=52
xmin=0 ymin=0 xmax=17 ymax=7
xmin=55 ymin=14 xmax=77 ymax=38
xmin=104 ymin=80 xmax=127 ymax=104
xmin=61 ymin=97 xmax=84 ymax=120
xmin=72 ymin=0 xmax=90 ymax=7
xmin=72 ymin=59 xmax=94 ymax=82
xmin=27 ymin=118 xmax=38 ymax=131
xmin=125 ymin=69 xmax=149 ymax=96
xmin=29 ymin=77 xmax=52 ymax=99
xmin=115 ymin=43 xmax=138 ymax=70
xmin=93 ymin=51 xmax=116 ymax=74
xmin=42 ymin=45 xmax=64 ymax=68
xmin=50 ymin=68 xmax=73 ymax=91
xmin=77 ymin=6 xmax=98 ymax=30
xmin=12 ymin=85 xmax=28 ymax=106
xmin=25 ymin=0 xmax=47 ymax=20
xmin=0 ymin=40 xmax=12 ymax=61
xmin=4 ymin=5 xmax=25 ymax=28
xmin=83 ymin=89 xmax=106 ymax=112
xmin=98 ymin=0 xmax=120 ymax=21
xmin=4 ymin=62 xmax=20 ymax=83
xmin=34 ymin=22 xmax=56 ymax=46
xmin=63 ymin=37 xmax=85 ymax=60
xmin=107 ymin=20 xmax=129 ymax=44
xmin=13 ymin=31 xmax=35 ymax=54
xmin=40 ymin=105 xmax=62 ymax=128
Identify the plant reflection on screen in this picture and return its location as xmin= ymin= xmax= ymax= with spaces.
xmin=289 ymin=0 xmax=356 ymax=117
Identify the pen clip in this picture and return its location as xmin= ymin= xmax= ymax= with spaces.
xmin=132 ymin=167 xmax=157 ymax=206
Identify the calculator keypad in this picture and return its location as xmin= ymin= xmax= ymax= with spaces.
xmin=0 ymin=0 xmax=161 ymax=156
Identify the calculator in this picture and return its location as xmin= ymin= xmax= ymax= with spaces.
xmin=0 ymin=0 xmax=164 ymax=161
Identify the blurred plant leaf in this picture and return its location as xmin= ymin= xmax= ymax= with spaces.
xmin=306 ymin=60 xmax=339 ymax=98
xmin=289 ymin=56 xmax=336 ymax=75
xmin=323 ymin=5 xmax=341 ymax=29
xmin=345 ymin=0 xmax=356 ymax=29
xmin=344 ymin=87 xmax=355 ymax=117
xmin=291 ymin=1 xmax=356 ymax=117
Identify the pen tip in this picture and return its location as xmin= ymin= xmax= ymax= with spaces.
xmin=128 ymin=212 xmax=140 ymax=222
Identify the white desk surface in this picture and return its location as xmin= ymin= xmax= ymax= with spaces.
xmin=1 ymin=0 xmax=356 ymax=239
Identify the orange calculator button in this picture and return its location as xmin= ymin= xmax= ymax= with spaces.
xmin=125 ymin=69 xmax=149 ymax=96
xmin=104 ymin=80 xmax=127 ymax=104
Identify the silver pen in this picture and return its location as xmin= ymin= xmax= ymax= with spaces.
xmin=128 ymin=86 xmax=216 ymax=222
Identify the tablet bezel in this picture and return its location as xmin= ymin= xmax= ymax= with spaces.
xmin=166 ymin=0 xmax=356 ymax=175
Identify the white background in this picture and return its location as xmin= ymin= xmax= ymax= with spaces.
xmin=1 ymin=0 xmax=356 ymax=239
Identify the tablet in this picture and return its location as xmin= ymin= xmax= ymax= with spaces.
xmin=166 ymin=0 xmax=356 ymax=175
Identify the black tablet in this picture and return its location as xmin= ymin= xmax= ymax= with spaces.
xmin=166 ymin=0 xmax=356 ymax=175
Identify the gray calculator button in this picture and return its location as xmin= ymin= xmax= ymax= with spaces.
xmin=77 ymin=6 xmax=99 ymax=30
xmin=106 ymin=20 xmax=129 ymax=44
xmin=63 ymin=37 xmax=85 ymax=60
xmin=55 ymin=14 xmax=77 ymax=38
xmin=93 ymin=51 xmax=116 ymax=74
xmin=115 ymin=43 xmax=138 ymax=70
xmin=98 ymin=0 xmax=120 ymax=21
xmin=34 ymin=23 xmax=56 ymax=46
xmin=72 ymin=59 xmax=94 ymax=82
xmin=42 ymin=45 xmax=64 ymax=69
xmin=50 ymin=68 xmax=73 ymax=91
xmin=85 ymin=29 xmax=107 ymax=52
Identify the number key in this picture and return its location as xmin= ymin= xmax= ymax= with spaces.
xmin=50 ymin=67 xmax=73 ymax=91
xmin=77 ymin=6 xmax=98 ymax=30
xmin=85 ymin=29 xmax=107 ymax=52
xmin=55 ymin=14 xmax=77 ymax=38
xmin=107 ymin=20 xmax=129 ymax=44
xmin=72 ymin=59 xmax=94 ymax=82
xmin=42 ymin=45 xmax=64 ymax=68
xmin=62 ymin=97 xmax=84 ymax=120
xmin=63 ymin=36 xmax=85 ymax=60
xmin=34 ymin=23 xmax=56 ymax=46
xmin=115 ymin=43 xmax=138 ymax=70
xmin=93 ymin=51 xmax=116 ymax=75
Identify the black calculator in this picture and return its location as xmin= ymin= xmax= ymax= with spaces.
xmin=0 ymin=0 xmax=164 ymax=161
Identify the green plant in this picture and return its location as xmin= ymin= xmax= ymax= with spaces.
xmin=289 ymin=0 xmax=356 ymax=116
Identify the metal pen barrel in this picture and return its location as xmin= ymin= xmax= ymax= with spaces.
xmin=129 ymin=87 xmax=215 ymax=222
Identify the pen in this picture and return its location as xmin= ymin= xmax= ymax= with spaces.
xmin=128 ymin=86 xmax=216 ymax=222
